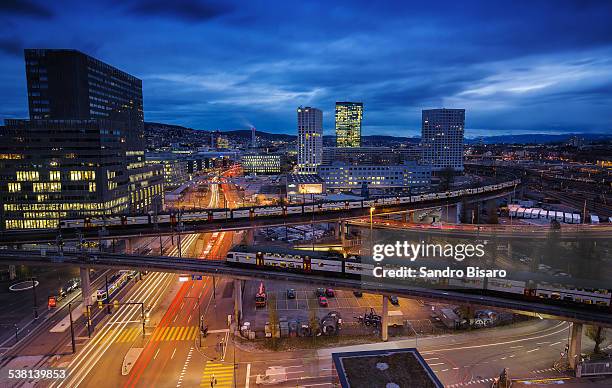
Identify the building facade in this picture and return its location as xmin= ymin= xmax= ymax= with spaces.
xmin=322 ymin=146 xmax=421 ymax=166
xmin=421 ymin=108 xmax=465 ymax=172
xmin=317 ymin=162 xmax=431 ymax=191
xmin=335 ymin=102 xmax=363 ymax=148
xmin=145 ymin=153 xmax=190 ymax=189
xmin=240 ymin=154 xmax=284 ymax=174
xmin=0 ymin=119 xmax=161 ymax=229
xmin=297 ymin=106 xmax=323 ymax=174
xmin=0 ymin=49 xmax=164 ymax=229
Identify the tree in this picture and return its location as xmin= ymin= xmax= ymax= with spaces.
xmin=267 ymin=294 xmax=279 ymax=349
xmin=308 ymin=301 xmax=319 ymax=344
xmin=585 ymin=325 xmax=606 ymax=354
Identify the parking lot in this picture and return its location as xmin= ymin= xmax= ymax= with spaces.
xmin=242 ymin=280 xmax=436 ymax=336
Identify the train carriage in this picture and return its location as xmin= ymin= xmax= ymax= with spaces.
xmin=231 ymin=209 xmax=251 ymax=219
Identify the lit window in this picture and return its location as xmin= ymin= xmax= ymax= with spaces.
xmin=49 ymin=171 xmax=61 ymax=181
xmin=8 ymin=182 xmax=21 ymax=192
xmin=89 ymin=182 xmax=96 ymax=192
xmin=33 ymin=182 xmax=61 ymax=192
xmin=16 ymin=171 xmax=39 ymax=181
xmin=70 ymin=170 xmax=95 ymax=181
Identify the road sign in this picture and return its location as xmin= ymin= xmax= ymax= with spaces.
xmin=192 ymin=274 xmax=203 ymax=281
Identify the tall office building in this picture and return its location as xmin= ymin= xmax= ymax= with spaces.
xmin=335 ymin=102 xmax=363 ymax=147
xmin=0 ymin=49 xmax=163 ymax=229
xmin=421 ymin=108 xmax=465 ymax=172
xmin=251 ymin=126 xmax=257 ymax=148
xmin=297 ymin=106 xmax=323 ymax=174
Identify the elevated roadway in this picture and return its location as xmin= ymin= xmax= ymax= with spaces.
xmin=1 ymin=249 xmax=610 ymax=327
xmin=349 ymin=218 xmax=612 ymax=240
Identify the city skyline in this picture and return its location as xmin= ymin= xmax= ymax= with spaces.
xmin=0 ymin=1 xmax=611 ymax=137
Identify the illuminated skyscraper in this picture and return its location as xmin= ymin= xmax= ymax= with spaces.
xmin=297 ymin=106 xmax=323 ymax=174
xmin=335 ymin=102 xmax=363 ymax=147
xmin=0 ymin=49 xmax=164 ymax=229
xmin=421 ymin=108 xmax=465 ymax=172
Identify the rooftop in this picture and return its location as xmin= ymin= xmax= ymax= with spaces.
xmin=332 ymin=348 xmax=443 ymax=388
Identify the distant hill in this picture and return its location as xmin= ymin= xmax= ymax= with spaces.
xmin=467 ymin=133 xmax=612 ymax=144
xmin=224 ymin=129 xmax=295 ymax=142
xmin=145 ymin=121 xmax=612 ymax=146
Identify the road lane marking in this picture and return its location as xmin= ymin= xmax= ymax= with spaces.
xmin=245 ymin=363 xmax=250 ymax=388
xmin=154 ymin=349 xmax=160 ymax=360
xmin=510 ymin=345 xmax=523 ymax=349
xmin=177 ymin=326 xmax=186 ymax=340
xmin=526 ymin=347 xmax=540 ymax=353
xmin=550 ymin=341 xmax=562 ymax=346
xmin=171 ymin=347 xmax=177 ymax=359
xmin=428 ymin=362 xmax=445 ymax=366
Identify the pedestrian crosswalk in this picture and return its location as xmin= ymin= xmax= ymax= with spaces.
xmin=97 ymin=325 xmax=199 ymax=344
xmin=98 ymin=327 xmax=143 ymax=344
xmin=151 ymin=326 xmax=199 ymax=342
xmin=200 ymin=362 xmax=234 ymax=388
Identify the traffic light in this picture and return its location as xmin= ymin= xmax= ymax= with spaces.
xmin=113 ymin=300 xmax=119 ymax=309
xmin=98 ymin=300 xmax=103 ymax=309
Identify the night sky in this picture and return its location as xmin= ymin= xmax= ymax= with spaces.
xmin=1 ymin=0 xmax=611 ymax=137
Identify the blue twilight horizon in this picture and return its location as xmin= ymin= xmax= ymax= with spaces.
xmin=0 ymin=0 xmax=611 ymax=137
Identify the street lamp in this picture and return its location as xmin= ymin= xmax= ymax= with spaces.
xmin=31 ymin=277 xmax=38 ymax=319
xmin=370 ymin=207 xmax=375 ymax=255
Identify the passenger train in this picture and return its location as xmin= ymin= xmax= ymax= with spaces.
xmin=226 ymin=245 xmax=612 ymax=312
xmin=59 ymin=180 xmax=520 ymax=229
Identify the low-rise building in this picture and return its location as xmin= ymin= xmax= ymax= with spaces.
xmin=317 ymin=162 xmax=430 ymax=192
xmin=286 ymin=174 xmax=325 ymax=197
xmin=241 ymin=154 xmax=285 ymax=174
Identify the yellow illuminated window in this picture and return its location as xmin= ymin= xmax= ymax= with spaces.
xmin=89 ymin=182 xmax=96 ymax=192
xmin=16 ymin=171 xmax=39 ymax=181
xmin=0 ymin=154 xmax=23 ymax=159
xmin=33 ymin=182 xmax=61 ymax=192
xmin=70 ymin=170 xmax=95 ymax=181
xmin=49 ymin=171 xmax=61 ymax=181
xmin=8 ymin=182 xmax=21 ymax=192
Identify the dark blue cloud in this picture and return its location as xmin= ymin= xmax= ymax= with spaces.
xmin=117 ymin=0 xmax=232 ymax=22
xmin=0 ymin=0 xmax=611 ymax=137
xmin=0 ymin=0 xmax=53 ymax=19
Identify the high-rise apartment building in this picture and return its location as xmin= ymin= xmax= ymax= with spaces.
xmin=335 ymin=102 xmax=363 ymax=148
xmin=297 ymin=106 xmax=323 ymax=174
xmin=421 ymin=108 xmax=465 ymax=172
xmin=0 ymin=49 xmax=163 ymax=229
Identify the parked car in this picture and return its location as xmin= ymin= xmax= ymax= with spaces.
xmin=325 ymin=288 xmax=335 ymax=297
xmin=316 ymin=288 xmax=326 ymax=297
xmin=286 ymin=288 xmax=296 ymax=299
xmin=318 ymin=296 xmax=328 ymax=307
xmin=353 ymin=291 xmax=363 ymax=297
xmin=389 ymin=296 xmax=399 ymax=305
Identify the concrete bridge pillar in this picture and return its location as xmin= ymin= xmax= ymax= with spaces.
xmin=125 ymin=238 xmax=133 ymax=254
xmin=234 ymin=279 xmax=243 ymax=325
xmin=568 ymin=323 xmax=583 ymax=369
xmin=401 ymin=212 xmax=407 ymax=223
xmin=381 ymin=295 xmax=389 ymax=342
xmin=408 ymin=210 xmax=414 ymax=223
xmin=80 ymin=267 xmax=92 ymax=304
